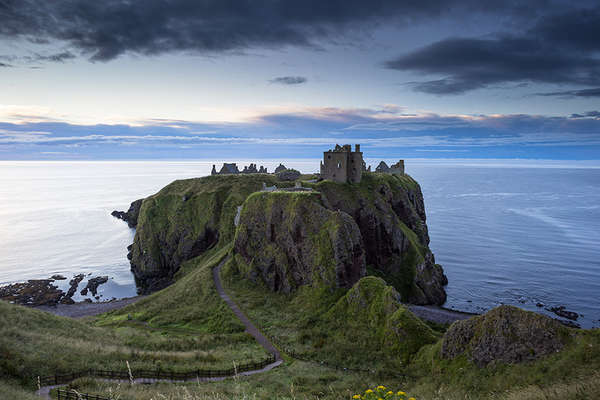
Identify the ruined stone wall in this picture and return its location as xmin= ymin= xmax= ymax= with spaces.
xmin=348 ymin=151 xmax=363 ymax=183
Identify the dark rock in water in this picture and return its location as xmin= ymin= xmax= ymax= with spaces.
xmin=0 ymin=279 xmax=64 ymax=306
xmin=536 ymin=302 xmax=544 ymax=307
xmin=50 ymin=274 xmax=67 ymax=280
xmin=557 ymin=319 xmax=581 ymax=329
xmin=111 ymin=198 xmax=143 ymax=228
xmin=548 ymin=306 xmax=579 ymax=321
xmin=276 ymin=169 xmax=301 ymax=181
xmin=64 ymin=274 xmax=84 ymax=301
xmin=441 ymin=305 xmax=572 ymax=367
xmin=80 ymin=276 xmax=109 ymax=297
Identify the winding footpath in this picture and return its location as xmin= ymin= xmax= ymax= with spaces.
xmin=36 ymin=257 xmax=282 ymax=399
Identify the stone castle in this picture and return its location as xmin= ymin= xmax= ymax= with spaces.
xmin=319 ymin=144 xmax=364 ymax=183
xmin=211 ymin=144 xmax=404 ymax=184
xmin=319 ymin=144 xmax=404 ymax=183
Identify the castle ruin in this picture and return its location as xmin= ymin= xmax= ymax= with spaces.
xmin=320 ymin=144 xmax=363 ymax=183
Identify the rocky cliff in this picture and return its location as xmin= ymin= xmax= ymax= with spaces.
xmin=128 ymin=172 xmax=447 ymax=304
xmin=233 ymin=192 xmax=365 ymax=292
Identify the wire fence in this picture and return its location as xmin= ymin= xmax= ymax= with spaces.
xmin=38 ymin=354 xmax=277 ymax=387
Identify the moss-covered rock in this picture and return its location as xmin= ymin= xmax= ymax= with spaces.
xmin=130 ymin=174 xmax=281 ymax=293
xmin=233 ymin=191 xmax=365 ymax=292
xmin=312 ymin=172 xmax=447 ymax=304
xmin=441 ymin=305 xmax=573 ymax=367
xmin=325 ymin=276 xmax=438 ymax=362
xmin=130 ymin=172 xmax=446 ymax=305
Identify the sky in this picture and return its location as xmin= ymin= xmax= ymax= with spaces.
xmin=0 ymin=0 xmax=599 ymax=160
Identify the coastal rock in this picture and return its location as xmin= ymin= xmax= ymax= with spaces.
xmin=548 ymin=305 xmax=579 ymax=321
xmin=274 ymin=163 xmax=287 ymax=173
xmin=80 ymin=276 xmax=109 ymax=297
xmin=0 ymin=279 xmax=63 ymax=306
xmin=111 ymin=198 xmax=143 ymax=228
xmin=315 ymin=173 xmax=446 ymax=304
xmin=233 ymin=191 xmax=366 ymax=292
xmin=64 ymin=274 xmax=84 ymax=300
xmin=130 ymin=172 xmax=446 ymax=305
xmin=50 ymin=274 xmax=67 ymax=280
xmin=441 ymin=305 xmax=572 ymax=367
xmin=129 ymin=175 xmax=281 ymax=293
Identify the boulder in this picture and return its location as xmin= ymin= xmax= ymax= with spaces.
xmin=441 ymin=305 xmax=572 ymax=367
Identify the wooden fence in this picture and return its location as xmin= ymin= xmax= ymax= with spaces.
xmin=39 ymin=354 xmax=276 ymax=386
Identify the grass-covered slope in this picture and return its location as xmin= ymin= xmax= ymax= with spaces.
xmin=0 ymin=245 xmax=268 ymax=396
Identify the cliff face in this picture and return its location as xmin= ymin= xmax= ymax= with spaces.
xmin=129 ymin=174 xmax=282 ymax=293
xmin=233 ymin=192 xmax=366 ymax=292
xmin=129 ymin=172 xmax=447 ymax=304
xmin=312 ymin=173 xmax=447 ymax=304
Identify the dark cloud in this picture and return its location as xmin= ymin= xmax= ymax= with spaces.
xmin=269 ymin=76 xmax=307 ymax=85
xmin=0 ymin=0 xmax=568 ymax=62
xmin=536 ymin=87 xmax=600 ymax=98
xmin=386 ymin=6 xmax=600 ymax=94
xmin=0 ymin=61 xmax=11 ymax=67
xmin=35 ymin=51 xmax=75 ymax=63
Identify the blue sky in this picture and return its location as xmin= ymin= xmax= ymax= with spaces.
xmin=1 ymin=1 xmax=599 ymax=160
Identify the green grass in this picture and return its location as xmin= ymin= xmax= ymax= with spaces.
xmin=66 ymin=359 xmax=415 ymax=400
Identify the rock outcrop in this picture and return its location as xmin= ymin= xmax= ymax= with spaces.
xmin=111 ymin=198 xmax=143 ymax=228
xmin=326 ymin=276 xmax=438 ymax=360
xmin=441 ymin=305 xmax=572 ymax=367
xmin=129 ymin=172 xmax=447 ymax=304
xmin=233 ymin=192 xmax=366 ymax=292
xmin=314 ymin=173 xmax=447 ymax=304
xmin=129 ymin=175 xmax=283 ymax=293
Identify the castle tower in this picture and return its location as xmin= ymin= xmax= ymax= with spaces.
xmin=320 ymin=144 xmax=363 ymax=183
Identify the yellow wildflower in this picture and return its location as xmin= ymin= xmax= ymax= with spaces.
xmin=366 ymin=389 xmax=373 ymax=394
xmin=387 ymin=391 xmax=393 ymax=395
xmin=377 ymin=386 xmax=386 ymax=390
xmin=409 ymin=398 xmax=416 ymax=400
xmin=353 ymin=395 xmax=361 ymax=399
xmin=397 ymin=392 xmax=406 ymax=396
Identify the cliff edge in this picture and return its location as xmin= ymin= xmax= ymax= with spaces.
xmin=127 ymin=172 xmax=447 ymax=304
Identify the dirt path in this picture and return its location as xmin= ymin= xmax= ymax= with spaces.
xmin=212 ymin=258 xmax=282 ymax=361
xmin=36 ymin=257 xmax=282 ymax=399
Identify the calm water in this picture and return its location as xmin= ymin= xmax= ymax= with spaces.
xmin=0 ymin=161 xmax=598 ymax=327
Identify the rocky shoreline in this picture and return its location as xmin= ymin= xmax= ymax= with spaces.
xmin=0 ymin=272 xmax=112 ymax=306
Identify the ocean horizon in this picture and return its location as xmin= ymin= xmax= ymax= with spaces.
xmin=1 ymin=159 xmax=598 ymax=328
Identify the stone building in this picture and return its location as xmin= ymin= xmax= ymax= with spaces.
xmin=376 ymin=160 xmax=405 ymax=175
xmin=320 ymin=144 xmax=363 ymax=183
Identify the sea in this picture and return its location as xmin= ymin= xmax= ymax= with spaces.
xmin=0 ymin=160 xmax=599 ymax=328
